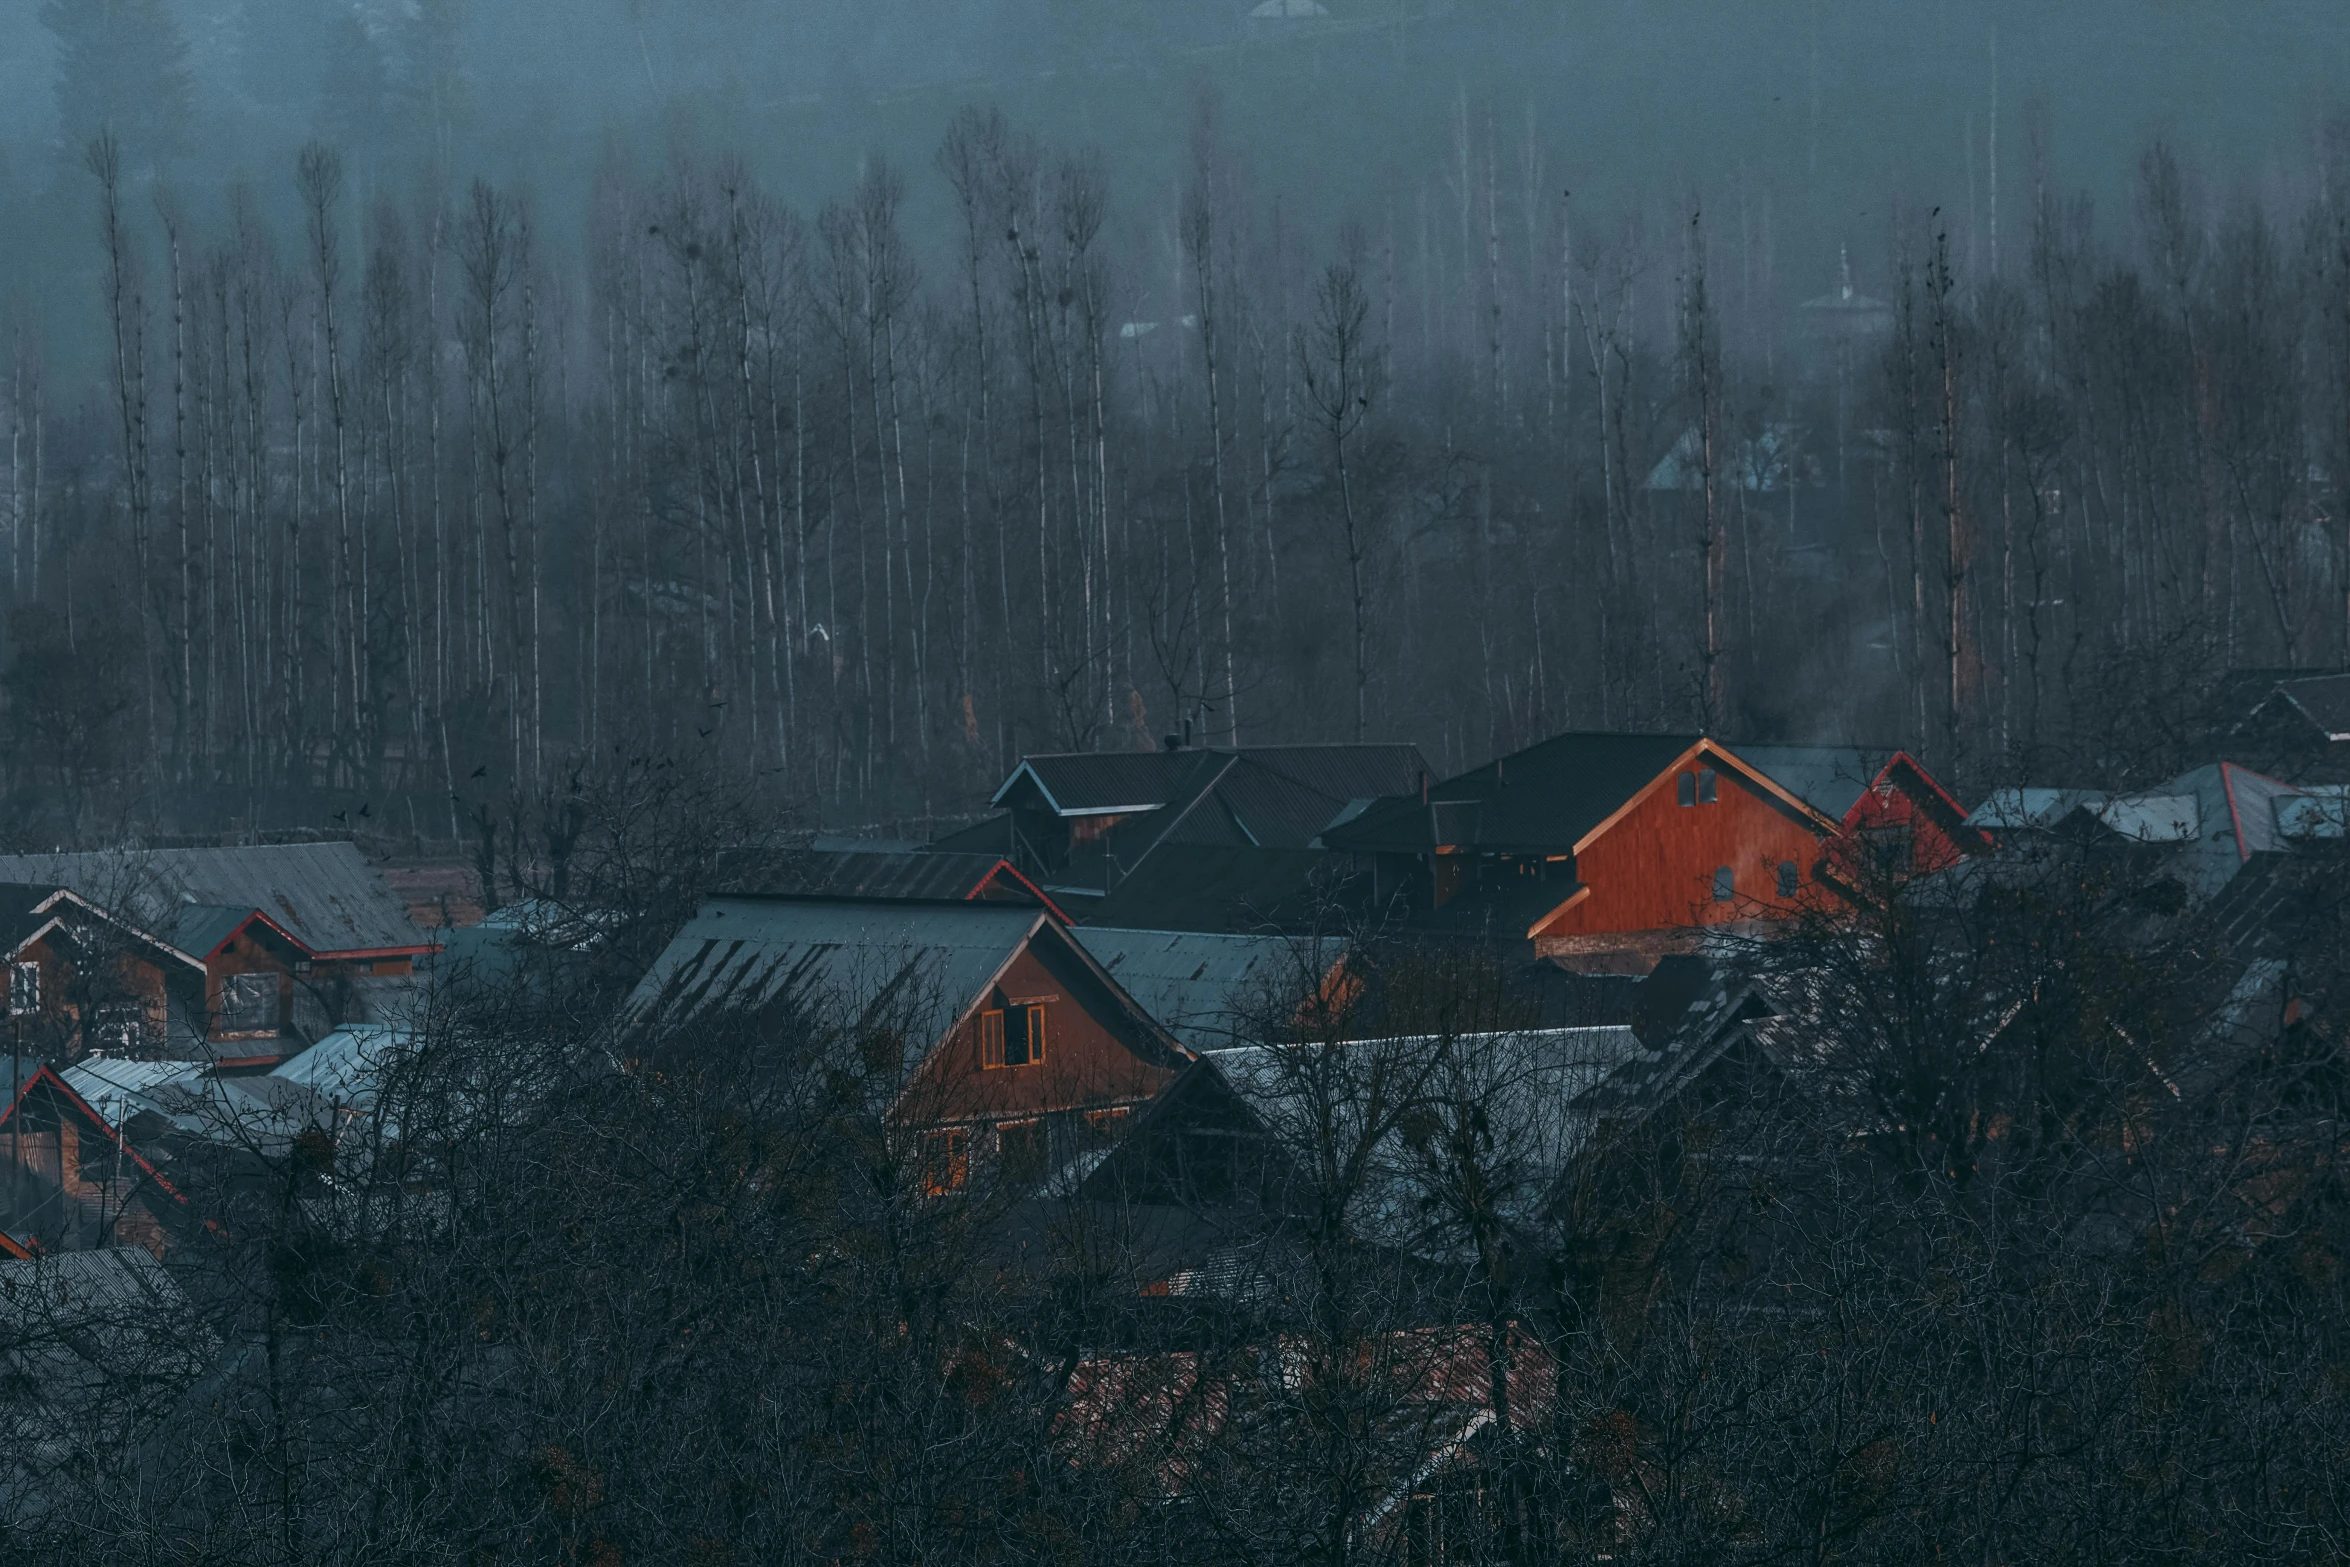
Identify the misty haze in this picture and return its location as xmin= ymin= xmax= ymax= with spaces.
xmin=0 ymin=2 xmax=2344 ymax=1562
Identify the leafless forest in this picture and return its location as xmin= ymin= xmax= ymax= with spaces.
xmin=2 ymin=11 xmax=2349 ymax=1559
xmin=10 ymin=21 xmax=2350 ymax=837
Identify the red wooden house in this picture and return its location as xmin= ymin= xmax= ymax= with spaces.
xmin=0 ymin=1064 xmax=186 ymax=1256
xmin=1736 ymin=746 xmax=1993 ymax=882
xmin=0 ymin=884 xmax=209 ymax=1061
xmin=1325 ymin=735 xmax=1984 ymax=970
xmin=628 ymin=896 xmax=1194 ymax=1195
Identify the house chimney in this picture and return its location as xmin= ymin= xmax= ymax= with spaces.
xmin=1162 ymin=732 xmax=1181 ymax=752
xmin=1419 ymin=770 xmax=1429 ymax=805
xmin=1182 ymin=717 xmax=1194 ymax=749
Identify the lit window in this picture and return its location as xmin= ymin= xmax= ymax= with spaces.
xmin=979 ymin=1008 xmax=1006 ymax=1068
xmin=1712 ymin=865 xmax=1735 ymax=901
xmin=1778 ymin=861 xmax=1799 ymax=898
xmin=1697 ymin=767 xmax=1718 ymax=804
xmin=920 ymin=1128 xmax=970 ymax=1195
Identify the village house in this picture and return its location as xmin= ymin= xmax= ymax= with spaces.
xmin=0 ymin=883 xmax=209 ymax=1063
xmin=628 ymin=896 xmax=1193 ymax=1195
xmin=0 ymin=1065 xmax=186 ymax=1256
xmin=771 ymin=846 xmax=1068 ymax=916
xmin=0 ymin=843 xmax=432 ymax=1039
xmin=945 ymin=742 xmax=1429 ymax=908
xmin=1321 ymin=734 xmax=1980 ymax=971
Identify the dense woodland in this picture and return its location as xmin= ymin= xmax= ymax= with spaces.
xmin=7 ymin=72 xmax=2350 ymax=839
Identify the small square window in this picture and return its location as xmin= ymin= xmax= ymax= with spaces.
xmin=1712 ymin=865 xmax=1735 ymax=902
xmin=218 ymin=973 xmax=276 ymax=1035
xmin=920 ymin=1128 xmax=970 ymax=1196
xmin=1676 ymin=772 xmax=1696 ymax=807
xmin=1777 ymin=861 xmax=1800 ymax=898
xmin=1697 ymin=768 xmax=1718 ymax=804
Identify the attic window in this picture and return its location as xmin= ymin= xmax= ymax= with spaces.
xmin=1712 ymin=865 xmax=1735 ymax=902
xmin=1697 ymin=768 xmax=1718 ymax=804
xmin=1677 ymin=772 xmax=1697 ymax=807
xmin=218 ymin=973 xmax=276 ymax=1035
xmin=979 ymin=1004 xmax=1048 ymax=1069
xmin=920 ymin=1128 xmax=970 ymax=1196
xmin=1777 ymin=861 xmax=1800 ymax=898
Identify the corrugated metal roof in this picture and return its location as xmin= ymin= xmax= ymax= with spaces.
xmin=1086 ymin=847 xmax=1347 ymax=934
xmin=2089 ymin=793 xmax=2202 ymax=843
xmin=172 ymin=904 xmax=270 ymax=960
xmin=629 ymin=897 xmax=1050 ymax=1050
xmin=1968 ymin=787 xmax=2107 ymax=829
xmin=1730 ymin=745 xmax=1884 ymax=822
xmin=2278 ymin=672 xmax=2350 ymax=740
xmin=997 ymin=745 xmax=1430 ymax=819
xmin=272 ymin=1024 xmax=409 ymax=1105
xmin=1072 ymin=928 xmax=1321 ymax=1050
xmin=0 ymin=844 xmax=423 ymax=958
xmin=1200 ymin=1025 xmax=1645 ymax=1242
xmin=776 ymin=849 xmax=1055 ymax=909
xmin=1328 ymin=733 xmax=1703 ymax=854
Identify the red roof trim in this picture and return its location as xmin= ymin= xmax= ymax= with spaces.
xmin=969 ymin=860 xmax=1072 ymax=923
xmin=1875 ymin=752 xmax=1996 ymax=851
xmin=193 ymin=907 xmax=317 ymax=962
xmin=0 ymin=1065 xmax=186 ymax=1203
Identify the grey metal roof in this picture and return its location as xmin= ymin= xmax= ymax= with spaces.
xmin=1201 ymin=1025 xmax=1646 ymax=1246
xmin=629 ymin=897 xmax=1052 ymax=1046
xmin=0 ymin=843 xmax=424 ymax=958
xmin=995 ymin=745 xmax=1429 ymax=819
xmin=775 ymin=849 xmax=1051 ymax=907
xmin=1071 ymin=927 xmax=1326 ymax=1050
xmin=173 ymin=903 xmax=268 ymax=960
xmin=1728 ymin=745 xmax=1886 ymax=823
xmin=2276 ymin=672 xmax=2350 ymax=741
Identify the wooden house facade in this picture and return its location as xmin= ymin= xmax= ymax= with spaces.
xmin=0 ymin=885 xmax=208 ymax=1062
xmin=629 ymin=896 xmax=1193 ymax=1196
xmin=0 ymin=1065 xmax=185 ymax=1256
xmin=1325 ymin=736 xmax=1982 ymax=969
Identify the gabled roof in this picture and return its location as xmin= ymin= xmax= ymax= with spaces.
xmin=1325 ymin=734 xmax=1834 ymax=856
xmin=1086 ymin=847 xmax=1348 ymax=934
xmin=1731 ymin=745 xmax=1886 ymax=822
xmin=0 ymin=884 xmax=205 ymax=975
xmin=1072 ymin=928 xmax=1332 ymax=1052
xmin=170 ymin=904 xmax=310 ymax=963
xmin=2270 ymin=671 xmax=2350 ymax=741
xmin=0 ymin=1066 xmax=182 ymax=1202
xmin=774 ymin=849 xmax=1066 ymax=918
xmin=0 ymin=843 xmax=425 ymax=959
xmin=626 ymin=896 xmax=1188 ymax=1078
xmin=993 ymin=744 xmax=1429 ymax=821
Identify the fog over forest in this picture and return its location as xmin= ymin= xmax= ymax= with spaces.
xmin=1 ymin=0 xmax=2347 ymax=837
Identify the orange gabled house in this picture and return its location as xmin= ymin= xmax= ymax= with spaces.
xmin=628 ymin=895 xmax=1194 ymax=1196
xmin=1327 ymin=734 xmax=1984 ymax=969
